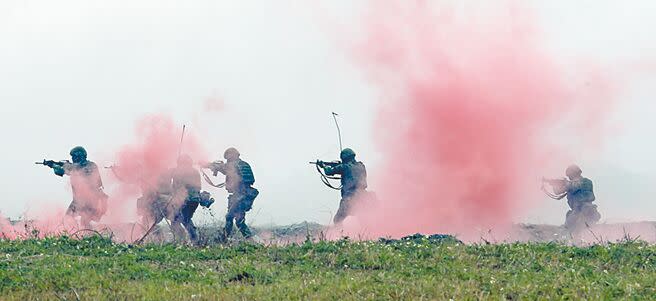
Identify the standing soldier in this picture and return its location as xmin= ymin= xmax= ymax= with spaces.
xmin=203 ymin=147 xmax=258 ymax=239
xmin=543 ymin=164 xmax=601 ymax=231
xmin=315 ymin=148 xmax=368 ymax=224
xmin=38 ymin=146 xmax=108 ymax=228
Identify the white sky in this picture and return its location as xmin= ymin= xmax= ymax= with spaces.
xmin=0 ymin=1 xmax=655 ymax=226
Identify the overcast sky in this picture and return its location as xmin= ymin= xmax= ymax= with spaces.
xmin=1 ymin=1 xmax=655 ymax=226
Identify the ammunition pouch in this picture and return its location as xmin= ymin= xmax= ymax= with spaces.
xmin=227 ymin=186 xmax=259 ymax=213
xmin=241 ymin=186 xmax=259 ymax=212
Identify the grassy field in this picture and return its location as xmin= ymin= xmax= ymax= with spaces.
xmin=1 ymin=235 xmax=655 ymax=300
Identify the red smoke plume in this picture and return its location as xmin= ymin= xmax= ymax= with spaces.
xmin=342 ymin=2 xmax=615 ymax=238
xmin=105 ymin=114 xmax=209 ymax=226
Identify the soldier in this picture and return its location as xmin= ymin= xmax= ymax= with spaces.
xmin=316 ymin=148 xmax=368 ymax=224
xmin=132 ymin=156 xmax=214 ymax=244
xmin=107 ymin=163 xmax=156 ymax=227
xmin=203 ymin=147 xmax=258 ymax=239
xmin=543 ymin=164 xmax=601 ymax=231
xmin=166 ymin=154 xmax=203 ymax=244
xmin=42 ymin=146 xmax=108 ymax=228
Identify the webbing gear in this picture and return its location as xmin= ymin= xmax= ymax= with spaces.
xmin=314 ymin=162 xmax=342 ymax=190
xmin=201 ymin=169 xmax=225 ymax=188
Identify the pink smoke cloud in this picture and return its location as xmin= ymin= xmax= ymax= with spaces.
xmin=338 ymin=2 xmax=616 ymax=238
xmin=104 ymin=114 xmax=210 ymax=225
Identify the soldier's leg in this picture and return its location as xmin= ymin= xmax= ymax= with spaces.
xmin=224 ymin=194 xmax=238 ymax=237
xmin=169 ymin=220 xmax=187 ymax=242
xmin=234 ymin=210 xmax=252 ymax=238
xmin=582 ymin=204 xmax=601 ymax=225
xmin=333 ymin=197 xmax=351 ymax=224
xmin=80 ymin=214 xmax=92 ymax=229
xmin=183 ymin=218 xmax=198 ymax=243
xmin=564 ymin=209 xmax=576 ymax=230
xmin=224 ymin=210 xmax=235 ymax=237
xmin=181 ymin=202 xmax=199 ymax=243
xmin=66 ymin=199 xmax=78 ymax=217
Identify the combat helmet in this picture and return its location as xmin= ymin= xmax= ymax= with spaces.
xmin=340 ymin=148 xmax=356 ymax=162
xmin=224 ymin=147 xmax=240 ymax=161
xmin=70 ymin=146 xmax=87 ymax=163
xmin=566 ymin=164 xmax=582 ymax=179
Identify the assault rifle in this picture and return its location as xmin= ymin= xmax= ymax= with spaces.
xmin=541 ymin=177 xmax=569 ymax=199
xmin=310 ymin=160 xmax=342 ymax=190
xmin=199 ymin=161 xmax=226 ymax=189
xmin=309 ymin=160 xmax=341 ymax=168
xmin=35 ymin=159 xmax=70 ymax=168
xmin=200 ymin=160 xmax=224 ymax=176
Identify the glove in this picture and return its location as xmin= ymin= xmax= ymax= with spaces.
xmin=199 ymin=191 xmax=214 ymax=208
xmin=200 ymin=198 xmax=214 ymax=208
xmin=44 ymin=160 xmax=56 ymax=168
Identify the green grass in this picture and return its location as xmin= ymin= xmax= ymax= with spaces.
xmin=0 ymin=236 xmax=655 ymax=300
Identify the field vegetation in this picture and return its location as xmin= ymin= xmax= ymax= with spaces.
xmin=1 ymin=233 xmax=655 ymax=300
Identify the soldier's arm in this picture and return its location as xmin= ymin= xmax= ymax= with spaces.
xmin=53 ymin=162 xmax=74 ymax=177
xmin=206 ymin=161 xmax=227 ymax=176
xmin=53 ymin=165 xmax=65 ymax=177
xmin=323 ymin=164 xmax=344 ymax=176
xmin=545 ymin=178 xmax=568 ymax=195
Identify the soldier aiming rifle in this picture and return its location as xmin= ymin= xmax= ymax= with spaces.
xmin=36 ymin=146 xmax=108 ymax=228
xmin=542 ymin=164 xmax=601 ymax=232
xmin=312 ymin=148 xmax=371 ymax=225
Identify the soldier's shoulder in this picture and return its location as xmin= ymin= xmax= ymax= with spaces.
xmin=85 ymin=161 xmax=100 ymax=170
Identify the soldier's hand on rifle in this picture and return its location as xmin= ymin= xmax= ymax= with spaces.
xmin=35 ymin=160 xmax=57 ymax=168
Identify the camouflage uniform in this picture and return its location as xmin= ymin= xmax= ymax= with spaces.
xmin=546 ymin=165 xmax=601 ymax=231
xmin=563 ymin=177 xmax=600 ymax=230
xmin=322 ymin=148 xmax=368 ymax=224
xmin=53 ymin=147 xmax=108 ymax=228
xmin=166 ymin=157 xmax=202 ymax=243
xmin=207 ymin=148 xmax=258 ymax=238
xmin=137 ymin=172 xmax=176 ymax=227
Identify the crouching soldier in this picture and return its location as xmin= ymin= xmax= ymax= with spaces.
xmin=166 ymin=154 xmax=206 ymax=244
xmin=135 ymin=158 xmax=214 ymax=244
xmin=543 ymin=164 xmax=601 ymax=232
xmin=203 ymin=147 xmax=258 ymax=239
